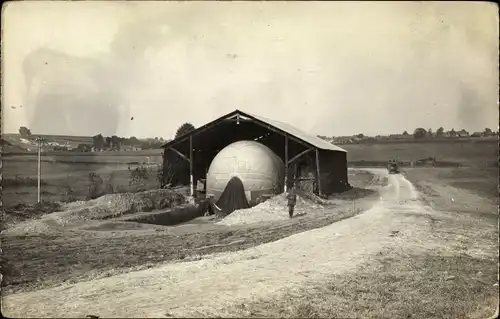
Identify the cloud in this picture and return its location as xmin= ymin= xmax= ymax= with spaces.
xmin=3 ymin=1 xmax=498 ymax=138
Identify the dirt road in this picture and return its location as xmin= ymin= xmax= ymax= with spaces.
xmin=3 ymin=169 xmax=457 ymax=318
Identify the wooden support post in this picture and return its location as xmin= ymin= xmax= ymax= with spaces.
xmin=189 ymin=136 xmax=194 ymax=198
xmin=204 ymin=167 xmax=208 ymax=194
xmin=284 ymin=134 xmax=288 ymax=192
xmin=315 ymin=148 xmax=321 ymax=196
xmin=36 ymin=137 xmax=44 ymax=203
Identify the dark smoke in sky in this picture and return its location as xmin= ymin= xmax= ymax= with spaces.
xmin=22 ymin=16 xmax=169 ymax=136
xmin=455 ymin=83 xmax=486 ymax=131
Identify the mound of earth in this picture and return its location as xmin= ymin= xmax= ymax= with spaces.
xmin=2 ymin=189 xmax=187 ymax=235
xmin=217 ymin=193 xmax=324 ymax=226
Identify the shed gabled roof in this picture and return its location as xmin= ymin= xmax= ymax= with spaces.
xmin=162 ymin=109 xmax=347 ymax=153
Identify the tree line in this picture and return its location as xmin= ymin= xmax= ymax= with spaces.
xmin=319 ymin=127 xmax=497 ymax=142
xmin=92 ymin=122 xmax=197 ymax=152
xmin=411 ymin=127 xmax=496 ymax=139
xmin=16 ymin=125 xmax=187 ymax=152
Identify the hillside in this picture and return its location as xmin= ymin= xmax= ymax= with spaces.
xmin=2 ymin=134 xmax=92 ymax=151
xmin=1 ymin=134 xmax=165 ymax=153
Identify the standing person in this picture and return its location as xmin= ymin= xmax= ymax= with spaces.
xmin=312 ymin=179 xmax=319 ymax=195
xmin=287 ymin=186 xmax=297 ymax=218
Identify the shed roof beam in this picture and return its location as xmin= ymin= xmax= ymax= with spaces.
xmin=288 ymin=148 xmax=314 ymax=165
xmin=167 ymin=147 xmax=191 ymax=163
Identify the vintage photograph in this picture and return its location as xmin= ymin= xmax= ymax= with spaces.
xmin=1 ymin=1 xmax=498 ymax=318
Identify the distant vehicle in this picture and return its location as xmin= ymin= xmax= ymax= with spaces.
xmin=387 ymin=160 xmax=400 ymax=174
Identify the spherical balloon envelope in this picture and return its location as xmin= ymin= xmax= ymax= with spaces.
xmin=206 ymin=140 xmax=285 ymax=203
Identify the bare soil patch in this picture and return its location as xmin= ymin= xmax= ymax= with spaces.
xmin=1 ymin=192 xmax=376 ymax=295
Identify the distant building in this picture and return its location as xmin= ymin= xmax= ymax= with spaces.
xmin=20 ymin=138 xmax=36 ymax=146
xmin=457 ymin=130 xmax=470 ymax=138
xmin=332 ymin=136 xmax=355 ymax=144
xmin=388 ymin=134 xmax=413 ymax=140
xmin=444 ymin=131 xmax=457 ymax=138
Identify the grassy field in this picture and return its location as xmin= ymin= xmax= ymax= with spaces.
xmin=407 ymin=166 xmax=499 ymax=201
xmin=343 ymin=139 xmax=498 ymax=167
xmin=2 ymin=140 xmax=497 ymax=207
xmin=3 ymin=149 xmax=163 ymax=162
xmin=2 ymin=160 xmax=161 ymax=207
xmin=2 ymin=149 xmax=164 ymax=207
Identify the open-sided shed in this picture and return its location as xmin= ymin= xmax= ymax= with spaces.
xmin=161 ymin=109 xmax=349 ymax=197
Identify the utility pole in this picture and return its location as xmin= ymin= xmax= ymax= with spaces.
xmin=35 ymin=136 xmax=45 ymax=203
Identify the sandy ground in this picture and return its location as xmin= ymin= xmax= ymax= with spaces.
xmin=217 ymin=193 xmax=323 ymax=226
xmin=2 ymin=168 xmax=465 ymax=318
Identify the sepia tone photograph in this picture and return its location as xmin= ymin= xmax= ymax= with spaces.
xmin=0 ymin=1 xmax=498 ymax=318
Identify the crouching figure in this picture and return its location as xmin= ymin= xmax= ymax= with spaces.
xmin=286 ymin=187 xmax=297 ymax=218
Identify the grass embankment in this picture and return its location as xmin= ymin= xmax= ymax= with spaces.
xmin=231 ymin=251 xmax=498 ymax=318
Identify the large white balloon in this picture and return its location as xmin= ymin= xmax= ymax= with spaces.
xmin=206 ymin=140 xmax=285 ymax=202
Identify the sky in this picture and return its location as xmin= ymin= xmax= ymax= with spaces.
xmin=1 ymin=1 xmax=499 ymax=139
